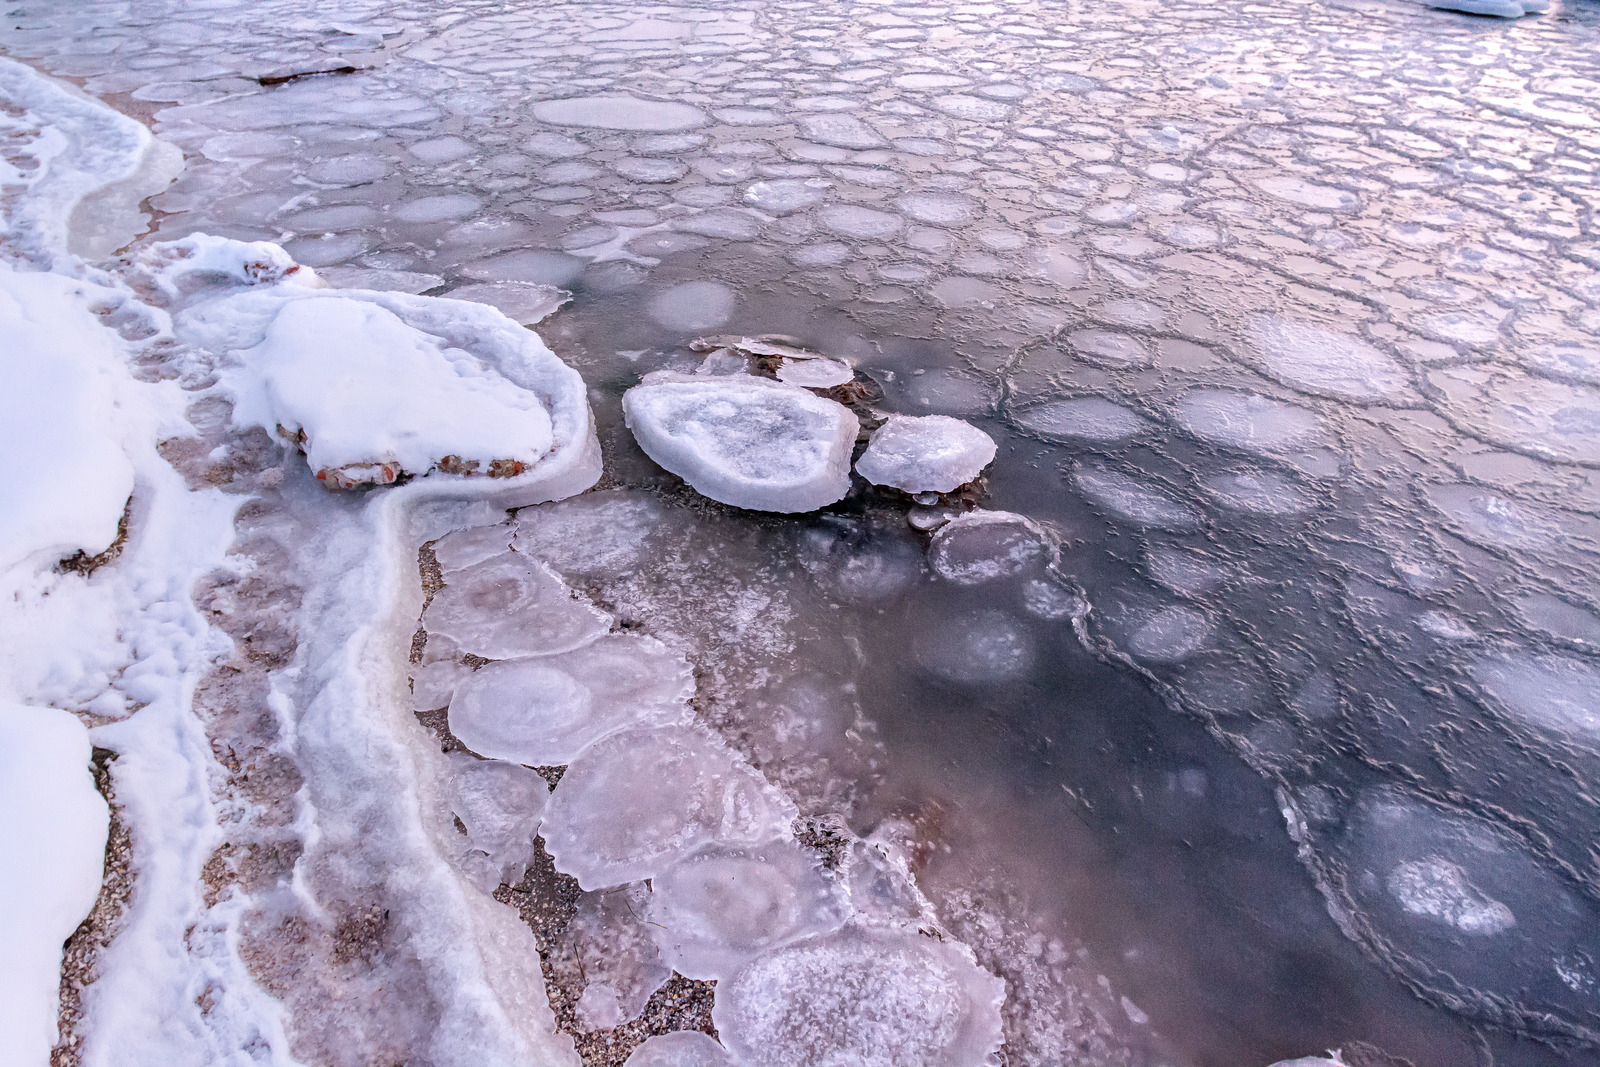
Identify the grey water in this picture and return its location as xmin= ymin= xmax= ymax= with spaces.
xmin=8 ymin=0 xmax=1600 ymax=1062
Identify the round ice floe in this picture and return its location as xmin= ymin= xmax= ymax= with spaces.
xmin=1469 ymin=651 xmax=1600 ymax=743
xmin=1267 ymin=1059 xmax=1345 ymax=1067
xmin=928 ymin=511 xmax=1049 ymax=585
xmin=622 ymin=373 xmax=859 ymax=513
xmin=1143 ymin=546 xmax=1224 ymax=598
xmin=1171 ymin=389 xmax=1322 ymax=453
xmin=1247 ymin=316 xmax=1413 ymax=402
xmin=624 ymin=1032 xmax=734 ymax=1067
xmin=777 ymin=357 xmax=853 ymax=389
xmin=1073 ymin=464 xmax=1202 ymax=531
xmin=648 ymin=840 xmax=849 ymax=980
xmin=856 ymin=416 xmax=997 ymax=494
xmin=914 ymin=609 xmax=1037 ymax=685
xmin=648 ymin=282 xmax=735 ymax=332
xmin=1199 ymin=470 xmax=1317 ymax=517
xmin=445 ymin=753 xmax=549 ymax=889
xmin=1127 ymin=606 xmax=1212 ymax=663
xmin=557 ymin=883 xmax=672 ymax=1031
xmin=514 ymin=490 xmax=667 ymax=577
xmin=713 ymin=925 xmax=1006 ymax=1067
xmin=798 ymin=521 xmax=922 ymax=603
xmin=745 ymin=179 xmax=827 ymax=214
xmin=541 ymin=725 xmax=798 ymax=890
xmin=448 ymin=634 xmax=695 ymax=765
xmin=1012 ymin=397 xmax=1150 ymax=443
xmin=424 ymin=552 xmax=612 ymax=659
xmin=532 ymin=95 xmax=706 ymax=131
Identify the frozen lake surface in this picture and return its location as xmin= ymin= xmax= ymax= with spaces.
xmin=3 ymin=0 xmax=1600 ymax=1063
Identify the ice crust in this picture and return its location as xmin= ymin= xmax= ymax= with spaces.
xmin=541 ymin=725 xmax=798 ymax=891
xmin=647 ymin=840 xmax=849 ymax=980
xmin=448 ymin=634 xmax=695 ymax=766
xmin=713 ymin=925 xmax=1006 ymax=1067
xmin=623 ymin=373 xmax=859 ymax=512
xmin=424 ymin=552 xmax=612 ymax=660
xmin=855 ymin=415 xmax=997 ymax=494
xmin=623 ymin=1031 xmax=735 ymax=1067
xmin=0 ymin=704 xmax=109 ymax=1067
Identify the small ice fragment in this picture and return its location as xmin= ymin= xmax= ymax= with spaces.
xmin=410 ymin=659 xmax=471 ymax=711
xmin=556 ymin=883 xmax=671 ymax=1030
xmin=423 ymin=552 xmax=611 ymax=659
xmin=855 ymin=415 xmax=997 ymax=494
xmin=1267 ymin=1059 xmax=1345 ymax=1067
xmin=622 ymin=373 xmax=859 ymax=512
xmin=1429 ymin=0 xmax=1530 ymax=15
xmin=514 ymin=490 xmax=668 ymax=577
xmin=445 ymin=282 xmax=570 ymax=326
xmin=914 ymin=609 xmax=1037 ymax=685
xmin=776 ymin=357 xmax=853 ymax=389
xmin=623 ymin=1032 xmax=734 ymax=1067
xmin=541 ymin=725 xmax=797 ymax=890
xmin=445 ymin=753 xmax=549 ymax=890
xmin=0 ymin=705 xmax=109 ymax=1066
xmin=647 ymin=840 xmax=849 ymax=980
xmin=1386 ymin=859 xmax=1516 ymax=935
xmin=447 ymin=634 xmax=695 ymax=766
xmin=928 ymin=511 xmax=1049 ymax=585
xmin=845 ymin=832 xmax=937 ymax=929
xmin=713 ymin=925 xmax=1006 ymax=1067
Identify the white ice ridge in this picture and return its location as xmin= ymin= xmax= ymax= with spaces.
xmin=0 ymin=57 xmax=182 ymax=264
xmin=856 ymin=415 xmax=997 ymax=495
xmin=713 ymin=925 xmax=1007 ymax=1067
xmin=0 ymin=705 xmax=109 ymax=1067
xmin=137 ymin=235 xmax=602 ymax=498
xmin=541 ymin=724 xmax=799 ymax=891
xmin=647 ymin=840 xmax=849 ymax=980
xmin=622 ymin=372 xmax=859 ymax=512
xmin=448 ymin=633 xmax=695 ymax=765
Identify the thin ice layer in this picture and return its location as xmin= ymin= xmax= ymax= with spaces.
xmin=855 ymin=415 xmax=997 ymax=494
xmin=541 ymin=725 xmax=798 ymax=891
xmin=446 ymin=754 xmax=549 ymax=891
xmin=713 ymin=925 xmax=1006 ymax=1067
xmin=622 ymin=372 xmax=859 ymax=512
xmin=623 ymin=1031 xmax=736 ymax=1066
xmin=928 ymin=511 xmax=1049 ymax=585
xmin=552 ymin=884 xmax=671 ymax=1031
xmin=447 ymin=634 xmax=694 ymax=766
xmin=647 ymin=840 xmax=849 ymax=980
xmin=424 ymin=552 xmax=612 ymax=660
xmin=0 ymin=704 xmax=109 ymax=1066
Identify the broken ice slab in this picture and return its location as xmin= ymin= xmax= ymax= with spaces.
xmin=855 ymin=415 xmax=997 ymax=495
xmin=445 ymin=752 xmax=549 ymax=891
xmin=541 ymin=725 xmax=797 ymax=891
xmin=712 ymin=925 xmax=1006 ymax=1067
xmin=646 ymin=839 xmax=848 ymax=980
xmin=423 ymin=552 xmax=611 ymax=660
xmin=622 ymin=372 xmax=859 ymax=513
xmin=447 ymin=634 xmax=694 ymax=766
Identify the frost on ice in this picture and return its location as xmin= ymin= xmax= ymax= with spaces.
xmin=855 ymin=415 xmax=997 ymax=495
xmin=424 ymin=552 xmax=612 ymax=659
xmin=0 ymin=705 xmax=109 ymax=1067
xmin=647 ymin=840 xmax=848 ymax=980
xmin=713 ymin=925 xmax=1006 ymax=1067
xmin=623 ymin=1031 xmax=736 ymax=1067
xmin=622 ymin=372 xmax=859 ymax=512
xmin=541 ymin=725 xmax=798 ymax=891
xmin=447 ymin=634 xmax=694 ymax=766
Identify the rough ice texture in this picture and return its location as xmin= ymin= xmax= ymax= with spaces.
xmin=144 ymin=234 xmax=601 ymax=503
xmin=447 ymin=634 xmax=694 ymax=766
xmin=647 ymin=840 xmax=849 ymax=980
xmin=928 ymin=511 xmax=1049 ymax=585
xmin=446 ymin=754 xmax=550 ymax=891
xmin=713 ymin=925 xmax=1006 ymax=1067
xmin=855 ymin=415 xmax=997 ymax=494
xmin=0 ymin=704 xmax=109 ymax=1067
xmin=622 ymin=373 xmax=859 ymax=513
xmin=623 ymin=1031 xmax=736 ymax=1066
xmin=541 ymin=725 xmax=798 ymax=891
xmin=424 ymin=552 xmax=612 ymax=660
xmin=0 ymin=264 xmax=151 ymax=571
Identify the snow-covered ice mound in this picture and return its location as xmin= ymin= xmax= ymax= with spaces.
xmin=446 ymin=753 xmax=550 ymax=891
xmin=624 ymin=1031 xmax=736 ymax=1066
xmin=855 ymin=415 xmax=996 ymax=494
xmin=541 ymin=725 xmax=798 ymax=891
xmin=647 ymin=840 xmax=848 ymax=980
xmin=424 ymin=552 xmax=612 ymax=659
xmin=928 ymin=511 xmax=1050 ymax=585
xmin=713 ymin=925 xmax=1006 ymax=1067
xmin=139 ymin=235 xmax=601 ymax=498
xmin=0 ymin=705 xmax=109 ymax=1065
xmin=622 ymin=372 xmax=859 ymax=512
xmin=447 ymin=634 xmax=694 ymax=765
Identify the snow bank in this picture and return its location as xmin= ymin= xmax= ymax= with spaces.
xmin=622 ymin=372 xmax=858 ymax=512
xmin=0 ymin=704 xmax=109 ymax=1067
